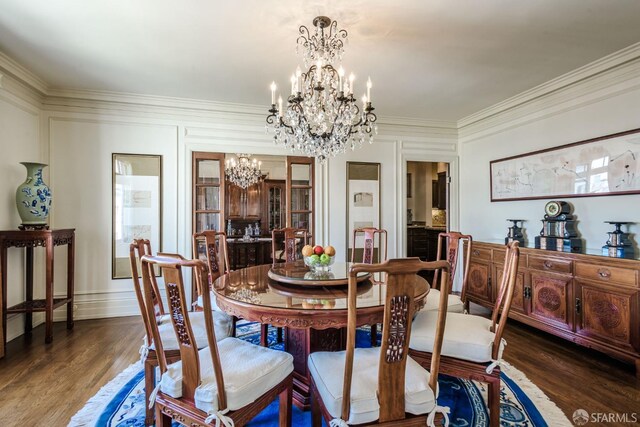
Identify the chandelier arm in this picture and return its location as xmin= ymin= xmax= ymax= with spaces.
xmin=298 ymin=25 xmax=311 ymax=41
xmin=266 ymin=113 xmax=278 ymax=126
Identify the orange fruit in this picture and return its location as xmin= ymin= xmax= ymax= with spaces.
xmin=301 ymin=245 xmax=314 ymax=257
xmin=323 ymin=245 xmax=336 ymax=256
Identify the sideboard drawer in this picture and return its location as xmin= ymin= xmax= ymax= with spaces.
xmin=493 ymin=248 xmax=526 ymax=268
xmin=528 ymin=256 xmax=572 ymax=274
xmin=470 ymin=246 xmax=491 ymax=261
xmin=575 ymin=262 xmax=637 ymax=287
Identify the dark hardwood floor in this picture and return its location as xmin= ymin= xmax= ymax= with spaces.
xmin=0 ymin=317 xmax=141 ymax=427
xmin=0 ymin=314 xmax=638 ymax=426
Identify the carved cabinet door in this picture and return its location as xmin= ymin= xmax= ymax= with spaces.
xmin=467 ymin=261 xmax=492 ymax=304
xmin=575 ymin=280 xmax=639 ymax=352
xmin=529 ymin=271 xmax=573 ymax=331
xmin=495 ymin=266 xmax=528 ymax=314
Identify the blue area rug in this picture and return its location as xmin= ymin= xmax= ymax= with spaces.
xmin=69 ymin=323 xmax=570 ymax=426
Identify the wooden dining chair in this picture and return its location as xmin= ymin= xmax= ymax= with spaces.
xmin=140 ymin=253 xmax=294 ymax=427
xmin=409 ymin=241 xmax=520 ymax=427
xmin=425 ymin=231 xmax=472 ymax=313
xmin=309 ymin=258 xmax=452 ymax=427
xmin=129 ymin=240 xmax=233 ymax=426
xmin=271 ymin=227 xmax=309 ymax=264
xmin=192 ymin=231 xmax=238 ymax=334
xmin=350 ymin=227 xmax=388 ymax=346
xmin=268 ymin=227 xmax=309 ymax=345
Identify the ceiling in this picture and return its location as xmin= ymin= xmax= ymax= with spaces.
xmin=1 ymin=0 xmax=640 ymax=122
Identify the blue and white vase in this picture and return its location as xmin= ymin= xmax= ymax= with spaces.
xmin=15 ymin=162 xmax=52 ymax=227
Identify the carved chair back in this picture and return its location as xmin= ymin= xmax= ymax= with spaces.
xmin=271 ymin=227 xmax=308 ymax=263
xmin=432 ymin=232 xmax=472 ymax=299
xmin=489 ymin=241 xmax=520 ymax=359
xmin=192 ymin=231 xmax=230 ymax=294
xmin=342 ymin=258 xmax=451 ymax=423
xmin=129 ymin=239 xmax=166 ymax=341
xmin=350 ymin=227 xmax=388 ymax=264
xmin=140 ymin=253 xmax=228 ymax=408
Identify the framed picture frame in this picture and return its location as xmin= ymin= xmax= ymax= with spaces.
xmin=490 ymin=128 xmax=640 ymax=201
xmin=112 ymin=153 xmax=162 ymax=279
xmin=346 ymin=162 xmax=381 ymax=262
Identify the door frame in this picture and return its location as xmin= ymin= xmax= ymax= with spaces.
xmin=397 ymin=150 xmax=459 ymax=258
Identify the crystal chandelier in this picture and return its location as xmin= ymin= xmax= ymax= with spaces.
xmin=225 ymin=154 xmax=262 ymax=189
xmin=266 ymin=16 xmax=378 ymax=164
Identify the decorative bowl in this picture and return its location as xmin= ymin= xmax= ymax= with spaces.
xmin=303 ymin=270 xmax=336 ymax=280
xmin=304 ymin=254 xmax=335 ymax=271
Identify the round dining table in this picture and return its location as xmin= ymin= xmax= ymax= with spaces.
xmin=213 ymin=261 xmax=430 ymax=409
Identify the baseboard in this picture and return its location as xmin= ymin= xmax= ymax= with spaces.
xmin=5 ymin=293 xmax=141 ymax=343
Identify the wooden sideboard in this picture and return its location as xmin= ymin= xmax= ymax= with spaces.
xmin=468 ymin=241 xmax=640 ymax=376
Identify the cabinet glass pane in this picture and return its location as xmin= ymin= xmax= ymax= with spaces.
xmin=197 ymin=160 xmax=220 ymax=184
xmin=196 ymin=213 xmax=220 ymax=232
xmin=291 ymin=188 xmax=310 ymax=211
xmin=291 ymin=164 xmax=311 ymax=185
xmin=291 ymin=213 xmax=311 ymax=230
xmin=269 ymin=187 xmax=284 ymax=230
xmin=196 ymin=186 xmax=220 ymax=211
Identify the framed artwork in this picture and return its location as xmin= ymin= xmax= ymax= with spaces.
xmin=490 ymin=128 xmax=640 ymax=201
xmin=112 ymin=153 xmax=162 ymax=279
xmin=346 ymin=162 xmax=381 ymax=262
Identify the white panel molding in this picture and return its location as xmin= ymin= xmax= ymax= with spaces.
xmin=459 ymin=42 xmax=640 ymax=142
xmin=402 ymin=140 xmax=457 ymax=153
xmin=46 ymin=113 xmax=184 ymax=131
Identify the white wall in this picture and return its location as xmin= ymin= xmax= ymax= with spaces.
xmin=49 ymin=118 xmax=180 ymax=318
xmin=0 ymin=72 xmax=44 ymax=341
xmin=460 ymin=62 xmax=640 ymax=251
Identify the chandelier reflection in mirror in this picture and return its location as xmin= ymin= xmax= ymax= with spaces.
xmin=225 ymin=154 xmax=262 ymax=189
xmin=266 ymin=16 xmax=377 ymax=164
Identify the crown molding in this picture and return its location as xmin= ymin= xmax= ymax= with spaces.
xmin=458 ymin=56 xmax=640 ymax=143
xmin=0 ymin=51 xmax=49 ymax=95
xmin=46 ymin=87 xmax=267 ymax=116
xmin=376 ymin=115 xmax=457 ymax=130
xmin=458 ymin=41 xmax=640 ymax=131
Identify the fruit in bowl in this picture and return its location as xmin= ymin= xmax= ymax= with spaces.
xmin=303 ymin=245 xmax=336 ymax=270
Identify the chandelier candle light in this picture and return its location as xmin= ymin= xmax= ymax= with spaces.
xmin=225 ymin=154 xmax=262 ymax=189
xmin=267 ymin=16 xmax=378 ymax=163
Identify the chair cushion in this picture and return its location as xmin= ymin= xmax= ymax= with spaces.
xmin=196 ymin=291 xmax=223 ymax=312
xmin=308 ymin=347 xmax=436 ymax=425
xmin=423 ymin=289 xmax=464 ymax=313
xmin=410 ymin=311 xmax=504 ymax=363
xmin=159 ymin=338 xmax=293 ymax=412
xmin=149 ymin=310 xmax=232 ymax=351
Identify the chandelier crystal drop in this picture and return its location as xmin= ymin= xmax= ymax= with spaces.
xmin=225 ymin=154 xmax=262 ymax=189
xmin=266 ymin=16 xmax=378 ymax=164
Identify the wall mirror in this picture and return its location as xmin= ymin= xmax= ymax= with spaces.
xmin=112 ymin=153 xmax=162 ymax=279
xmin=346 ymin=162 xmax=381 ymax=262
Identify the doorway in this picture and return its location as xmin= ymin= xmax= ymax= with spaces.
xmin=406 ymin=161 xmax=449 ymax=261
